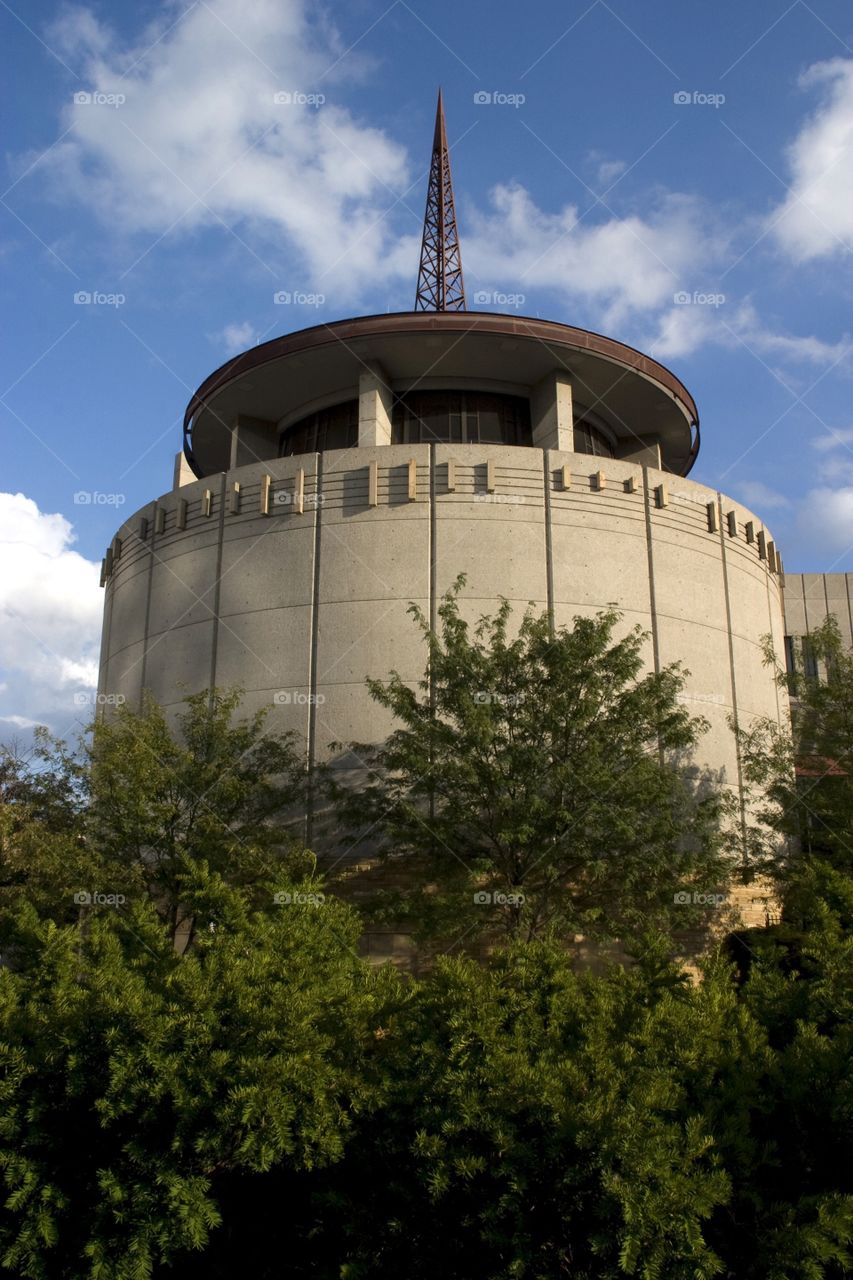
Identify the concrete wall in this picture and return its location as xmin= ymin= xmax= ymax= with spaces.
xmin=100 ymin=444 xmax=787 ymax=845
xmin=783 ymin=573 xmax=853 ymax=651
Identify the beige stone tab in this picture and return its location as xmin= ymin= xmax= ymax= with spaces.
xmin=624 ymin=475 xmax=636 ymax=494
xmin=229 ymin=482 xmax=241 ymax=515
xmin=726 ymin=511 xmax=737 ymax=537
xmin=368 ymin=461 xmax=379 ymax=507
xmin=592 ymin=470 xmax=605 ymax=491
xmin=259 ymin=474 xmax=271 ymax=516
xmin=768 ymin=540 xmax=777 ymax=573
xmin=706 ymin=502 xmax=717 ymax=532
xmin=139 ymin=516 xmax=149 ymax=540
xmin=561 ymin=465 xmax=572 ymax=490
xmin=407 ymin=459 xmax=418 ymax=501
xmin=202 ymin=489 xmax=213 ymax=517
xmin=446 ymin=459 xmax=456 ymax=491
xmin=294 ymin=469 xmax=305 ymax=515
xmin=486 ymin=459 xmax=496 ymax=493
xmin=176 ymin=498 xmax=188 ymax=530
xmin=654 ymin=483 xmax=667 ymax=508
xmin=154 ymin=506 xmax=165 ymax=535
xmin=757 ymin=531 xmax=767 ymax=560
xmin=745 ymin=521 xmax=755 ymax=544
xmin=99 ymin=558 xmax=107 ymax=588
xmin=112 ymin=536 xmax=123 ymax=561
xmin=104 ymin=546 xmax=113 ymax=577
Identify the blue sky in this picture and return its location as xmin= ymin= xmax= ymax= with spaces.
xmin=2 ymin=0 xmax=853 ymax=732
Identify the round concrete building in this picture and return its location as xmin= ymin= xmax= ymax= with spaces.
xmin=96 ymin=98 xmax=788 ymax=895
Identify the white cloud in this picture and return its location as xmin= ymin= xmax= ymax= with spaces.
xmin=812 ymin=427 xmax=853 ymax=452
xmin=735 ymin=481 xmax=791 ymax=511
xmin=771 ymin=58 xmax=853 ymax=262
xmin=0 ymin=493 xmax=102 ymax=734
xmin=217 ymin=321 xmax=258 ymax=355
xmin=38 ymin=0 xmax=416 ymax=299
xmin=465 ymin=183 xmax=723 ymax=329
xmin=796 ymin=486 xmax=853 ymax=560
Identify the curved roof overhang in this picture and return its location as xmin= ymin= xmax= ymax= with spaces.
xmin=183 ymin=311 xmax=700 ymax=477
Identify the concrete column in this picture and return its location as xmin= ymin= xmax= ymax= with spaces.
xmin=173 ymin=451 xmax=196 ymax=489
xmin=358 ymin=361 xmax=393 ymax=447
xmin=230 ymin=416 xmax=277 ymax=469
xmin=618 ymin=435 xmax=662 ymax=468
xmin=531 ymin=370 xmax=574 ymax=451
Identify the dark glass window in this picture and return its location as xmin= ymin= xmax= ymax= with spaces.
xmin=801 ymin=637 xmax=819 ymax=679
xmin=391 ymin=391 xmax=532 ymax=446
xmin=783 ymin=635 xmax=796 ymax=675
xmin=573 ymin=417 xmax=615 ymax=458
xmin=279 ymin=399 xmax=358 ymax=457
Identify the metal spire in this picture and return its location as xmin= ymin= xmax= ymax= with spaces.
xmin=414 ymin=90 xmax=467 ymax=311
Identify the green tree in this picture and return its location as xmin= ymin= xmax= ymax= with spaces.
xmin=328 ymin=580 xmax=733 ymax=950
xmin=81 ymin=688 xmax=311 ymax=946
xmin=0 ymin=872 xmax=397 ymax=1280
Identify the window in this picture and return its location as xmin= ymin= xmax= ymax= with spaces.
xmin=801 ymin=637 xmax=819 ymax=679
xmin=391 ymin=391 xmax=532 ymax=446
xmin=279 ymin=400 xmax=358 ymax=457
xmin=572 ymin=408 xmax=615 ymax=458
xmin=783 ymin=635 xmax=796 ymax=675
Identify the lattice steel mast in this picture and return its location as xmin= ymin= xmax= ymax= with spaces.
xmin=414 ymin=90 xmax=467 ymax=311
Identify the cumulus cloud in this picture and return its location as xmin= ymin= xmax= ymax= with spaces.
xmin=771 ymin=58 xmax=853 ymax=262
xmin=735 ymin=481 xmax=791 ymax=511
xmin=796 ymin=486 xmax=853 ymax=560
xmin=465 ymin=183 xmax=724 ymax=330
xmin=0 ymin=493 xmax=103 ymax=734
xmin=37 ymin=0 xmax=417 ymax=298
xmin=217 ymin=321 xmax=258 ymax=355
